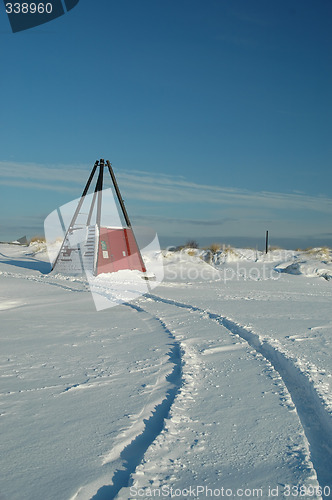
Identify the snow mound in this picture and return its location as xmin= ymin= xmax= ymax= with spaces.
xmin=24 ymin=240 xmax=49 ymax=256
xmin=166 ymin=246 xmax=298 ymax=267
xmin=276 ymin=261 xmax=332 ymax=280
xmin=162 ymin=246 xmax=332 ymax=282
xmin=275 ymin=247 xmax=332 ymax=280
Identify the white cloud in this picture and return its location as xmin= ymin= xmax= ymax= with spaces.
xmin=0 ymin=160 xmax=89 ymax=193
xmin=1 ymin=160 xmax=332 ymax=216
xmin=117 ymin=171 xmax=332 ymax=214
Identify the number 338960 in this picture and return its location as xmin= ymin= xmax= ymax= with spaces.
xmin=5 ymin=3 xmax=53 ymax=14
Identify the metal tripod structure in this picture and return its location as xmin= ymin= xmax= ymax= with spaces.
xmin=52 ymin=159 xmax=147 ymax=275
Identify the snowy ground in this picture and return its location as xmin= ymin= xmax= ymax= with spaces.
xmin=0 ymin=243 xmax=331 ymax=500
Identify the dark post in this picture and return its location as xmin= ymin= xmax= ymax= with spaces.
xmin=86 ymin=188 xmax=98 ymax=226
xmin=106 ymin=160 xmax=131 ymax=227
xmin=96 ymin=159 xmax=104 ymax=230
xmin=265 ymin=230 xmax=269 ymax=254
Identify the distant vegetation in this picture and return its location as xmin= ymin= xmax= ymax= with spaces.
xmin=29 ymin=236 xmax=46 ymax=244
xmin=185 ymin=240 xmax=199 ymax=249
xmin=208 ymin=243 xmax=221 ymax=253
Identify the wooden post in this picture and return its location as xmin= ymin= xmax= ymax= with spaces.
xmin=106 ymin=160 xmax=131 ymax=227
xmin=265 ymin=230 xmax=269 ymax=254
xmin=96 ymin=160 xmax=104 ymax=231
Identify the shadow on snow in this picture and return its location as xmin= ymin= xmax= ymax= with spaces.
xmin=0 ymin=253 xmax=52 ymax=274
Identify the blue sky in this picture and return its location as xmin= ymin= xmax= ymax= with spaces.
xmin=0 ymin=0 xmax=331 ymax=248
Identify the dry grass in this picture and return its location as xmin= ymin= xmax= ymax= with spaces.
xmin=223 ymin=246 xmax=238 ymax=256
xmin=185 ymin=240 xmax=199 ymax=249
xmin=304 ymin=246 xmax=331 ymax=261
xmin=269 ymin=245 xmax=282 ymax=251
xmin=29 ymin=235 xmax=46 ymax=243
xmin=209 ymin=243 xmax=221 ymax=253
xmin=217 ymin=246 xmax=240 ymax=259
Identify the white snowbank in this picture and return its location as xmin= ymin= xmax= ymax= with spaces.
xmin=0 ymin=242 xmax=331 ymax=499
xmin=165 ymin=246 xmax=332 ymax=281
xmin=274 ymin=247 xmax=332 ymax=280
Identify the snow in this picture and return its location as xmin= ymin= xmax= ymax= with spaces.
xmin=0 ymin=243 xmax=331 ymax=500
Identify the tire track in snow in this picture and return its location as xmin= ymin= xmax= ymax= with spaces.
xmin=3 ymin=269 xmax=331 ymax=495
xmin=143 ymin=293 xmax=332 ymax=498
xmin=0 ymin=270 xmax=88 ymax=293
xmin=89 ymin=303 xmax=183 ymax=500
